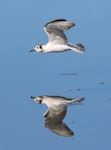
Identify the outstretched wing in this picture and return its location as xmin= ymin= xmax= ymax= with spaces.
xmin=44 ymin=104 xmax=67 ymax=121
xmin=45 ymin=119 xmax=74 ymax=137
xmin=44 ymin=19 xmax=75 ymax=44
xmin=44 ymin=103 xmax=73 ymax=137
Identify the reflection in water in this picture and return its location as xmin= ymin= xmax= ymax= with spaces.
xmin=30 ymin=96 xmax=85 ymax=137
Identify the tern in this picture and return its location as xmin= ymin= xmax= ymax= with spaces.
xmin=30 ymin=19 xmax=85 ymax=53
xmin=30 ymin=95 xmax=85 ymax=137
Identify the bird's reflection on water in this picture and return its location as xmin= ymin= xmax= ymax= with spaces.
xmin=30 ymin=95 xmax=85 ymax=137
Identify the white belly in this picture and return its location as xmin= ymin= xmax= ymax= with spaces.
xmin=44 ymin=43 xmax=69 ymax=52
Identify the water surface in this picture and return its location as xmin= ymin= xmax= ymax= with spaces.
xmin=0 ymin=0 xmax=111 ymax=150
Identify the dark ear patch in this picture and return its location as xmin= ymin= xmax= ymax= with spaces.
xmin=39 ymin=45 xmax=42 ymax=49
xmin=39 ymin=100 xmax=42 ymax=103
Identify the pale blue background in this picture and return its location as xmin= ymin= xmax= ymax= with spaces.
xmin=0 ymin=0 xmax=111 ymax=150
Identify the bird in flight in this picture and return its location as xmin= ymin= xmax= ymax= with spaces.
xmin=30 ymin=19 xmax=85 ymax=53
xmin=30 ymin=95 xmax=85 ymax=137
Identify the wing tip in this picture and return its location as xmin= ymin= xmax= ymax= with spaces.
xmin=45 ymin=19 xmax=67 ymax=27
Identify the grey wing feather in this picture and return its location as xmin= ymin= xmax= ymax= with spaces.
xmin=45 ymin=119 xmax=74 ymax=137
xmin=44 ymin=19 xmax=75 ymax=31
xmin=44 ymin=19 xmax=75 ymax=44
xmin=45 ymin=28 xmax=67 ymax=44
xmin=45 ymin=104 xmax=67 ymax=120
xmin=44 ymin=19 xmax=67 ymax=26
xmin=44 ymin=104 xmax=73 ymax=136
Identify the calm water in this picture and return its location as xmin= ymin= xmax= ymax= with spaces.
xmin=0 ymin=0 xmax=111 ymax=149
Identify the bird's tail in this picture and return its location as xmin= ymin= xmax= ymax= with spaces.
xmin=68 ymin=43 xmax=85 ymax=53
xmin=68 ymin=97 xmax=85 ymax=105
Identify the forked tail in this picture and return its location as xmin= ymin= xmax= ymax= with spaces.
xmin=68 ymin=43 xmax=85 ymax=53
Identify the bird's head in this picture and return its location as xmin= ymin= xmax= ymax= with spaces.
xmin=30 ymin=96 xmax=43 ymax=104
xmin=30 ymin=44 xmax=44 ymax=52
